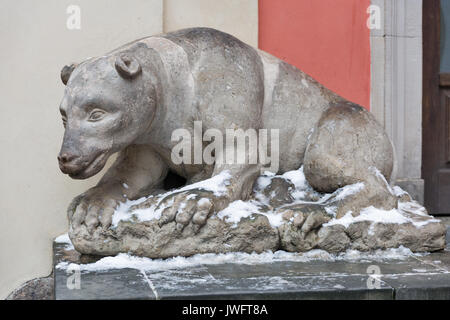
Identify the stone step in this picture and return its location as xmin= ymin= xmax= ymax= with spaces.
xmin=53 ymin=227 xmax=450 ymax=300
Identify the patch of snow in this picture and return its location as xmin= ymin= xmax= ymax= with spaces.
xmin=398 ymin=201 xmax=430 ymax=218
xmin=291 ymin=190 xmax=307 ymax=199
xmin=217 ymin=200 xmax=259 ymax=227
xmin=333 ymin=285 xmax=345 ymax=289
xmin=263 ymin=171 xmax=276 ymax=177
xmin=111 ymin=171 xmax=232 ymax=227
xmin=264 ymin=213 xmax=284 ymax=227
xmin=197 ymin=198 xmax=211 ymax=206
xmin=392 ymin=186 xmax=408 ymax=197
xmin=369 ymin=166 xmax=395 ymax=195
xmin=325 ymin=207 xmax=407 ymax=228
xmin=54 ymin=233 xmax=74 ymax=250
xmin=324 ymin=205 xmax=440 ymax=230
xmin=281 ymin=169 xmax=307 ymax=190
xmin=255 ymin=175 xmax=272 ymax=190
xmin=337 ymin=246 xmax=423 ymax=261
xmin=177 ymin=170 xmax=232 ymax=195
xmin=111 ymin=196 xmax=149 ymax=227
xmin=54 ymin=233 xmax=71 ymax=244
xmin=253 ymin=276 xmax=294 ymax=290
xmin=55 ymin=247 xmax=422 ymax=272
xmin=206 ymin=167 xmax=316 ymax=228
xmin=333 ymin=183 xmax=365 ymax=201
xmin=216 ymin=200 xmax=284 ymax=228
xmin=324 ymin=206 xmax=337 ymax=218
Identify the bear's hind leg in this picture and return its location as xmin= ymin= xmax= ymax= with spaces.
xmin=298 ymin=103 xmax=397 ymax=233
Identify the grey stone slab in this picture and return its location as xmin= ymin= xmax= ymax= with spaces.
xmin=440 ymin=217 xmax=450 ymax=227
xmin=395 ymin=178 xmax=424 ymax=205
xmin=144 ymin=257 xmax=448 ymax=299
xmin=54 ymin=267 xmax=154 ymax=300
xmin=441 ymin=218 xmax=450 ymax=243
xmin=53 ymin=242 xmax=155 ymax=300
xmin=53 ymin=242 xmax=103 ymax=265
xmin=53 ymin=239 xmax=450 ymax=300
xmin=382 ymin=273 xmax=450 ymax=300
xmin=412 ymin=249 xmax=450 ymax=272
xmin=204 ymin=259 xmax=438 ymax=279
xmin=380 ymin=243 xmax=450 ymax=300
xmin=143 ymin=264 xmax=393 ymax=300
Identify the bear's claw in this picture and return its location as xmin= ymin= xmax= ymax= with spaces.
xmin=157 ymin=189 xmax=214 ymax=232
xmin=71 ymin=189 xmax=119 ymax=233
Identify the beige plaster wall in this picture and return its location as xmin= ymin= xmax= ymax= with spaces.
xmin=0 ymin=0 xmax=163 ymax=299
xmin=0 ymin=0 xmax=259 ymax=299
xmin=164 ymin=0 xmax=258 ymax=47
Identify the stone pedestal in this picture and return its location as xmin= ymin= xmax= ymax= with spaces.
xmin=54 ymin=229 xmax=450 ymax=300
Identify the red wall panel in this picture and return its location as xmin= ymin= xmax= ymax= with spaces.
xmin=259 ymin=0 xmax=371 ymax=109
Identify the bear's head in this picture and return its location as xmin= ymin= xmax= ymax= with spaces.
xmin=58 ymin=54 xmax=156 ymax=179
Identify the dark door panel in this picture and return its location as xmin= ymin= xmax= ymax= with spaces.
xmin=437 ymin=169 xmax=450 ymax=212
xmin=423 ymin=0 xmax=450 ymax=214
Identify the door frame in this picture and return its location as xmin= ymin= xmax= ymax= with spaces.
xmin=422 ymin=0 xmax=448 ymax=214
xmin=370 ymin=0 xmax=424 ymax=205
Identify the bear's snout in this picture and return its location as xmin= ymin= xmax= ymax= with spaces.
xmin=57 ymin=152 xmax=81 ymax=174
xmin=58 ymin=152 xmax=76 ymax=164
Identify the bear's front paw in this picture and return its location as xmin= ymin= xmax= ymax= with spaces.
xmin=278 ymin=203 xmax=334 ymax=236
xmin=156 ymin=189 xmax=216 ymax=232
xmin=70 ymin=188 xmax=119 ymax=233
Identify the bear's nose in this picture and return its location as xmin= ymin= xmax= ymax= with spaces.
xmin=58 ymin=153 xmax=76 ymax=164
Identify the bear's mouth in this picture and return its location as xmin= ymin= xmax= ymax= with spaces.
xmin=69 ymin=152 xmax=109 ymax=180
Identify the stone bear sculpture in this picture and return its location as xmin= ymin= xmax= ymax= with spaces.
xmin=58 ymin=27 xmax=396 ymax=240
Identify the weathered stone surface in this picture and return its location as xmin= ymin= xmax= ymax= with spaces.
xmin=316 ymin=225 xmax=351 ymax=253
xmin=277 ymin=201 xmax=446 ymax=253
xmin=6 ymin=276 xmax=54 ymax=300
xmin=261 ymin=177 xmax=295 ymax=207
xmin=71 ymin=213 xmax=279 ymax=259
xmin=69 ymin=167 xmax=446 ymax=257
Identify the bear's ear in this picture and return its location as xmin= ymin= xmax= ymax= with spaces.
xmin=115 ymin=54 xmax=142 ymax=79
xmin=61 ymin=63 xmax=77 ymax=85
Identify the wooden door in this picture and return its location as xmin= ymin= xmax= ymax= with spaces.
xmin=423 ymin=0 xmax=450 ymax=214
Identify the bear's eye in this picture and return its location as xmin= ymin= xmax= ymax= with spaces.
xmin=88 ymin=109 xmax=105 ymax=122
